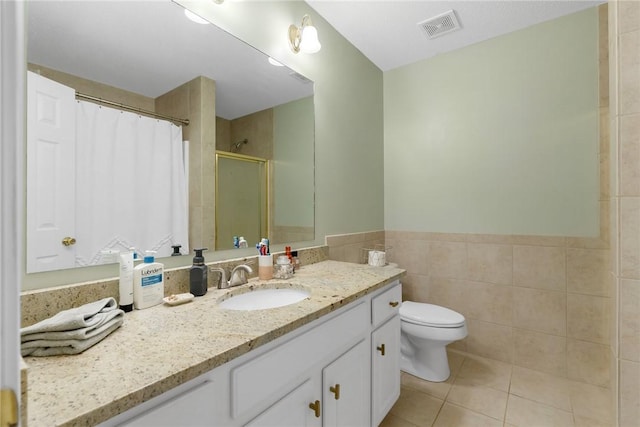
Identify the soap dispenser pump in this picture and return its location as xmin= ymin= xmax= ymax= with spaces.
xmin=190 ymin=248 xmax=208 ymax=296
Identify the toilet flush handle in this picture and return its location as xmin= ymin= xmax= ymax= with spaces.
xmin=389 ymin=301 xmax=399 ymax=307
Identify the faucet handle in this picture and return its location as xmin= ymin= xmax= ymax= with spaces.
xmin=210 ymin=267 xmax=228 ymax=289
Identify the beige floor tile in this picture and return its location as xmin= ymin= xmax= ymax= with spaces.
xmin=388 ymin=354 xmax=615 ymax=427
xmin=505 ymin=395 xmax=575 ymax=427
xmin=379 ymin=412 xmax=421 ymax=427
xmin=401 ymin=351 xmax=465 ymax=400
xmin=456 ymin=353 xmax=513 ymax=392
xmin=432 ymin=403 xmax=503 ymax=427
xmin=447 ymin=350 xmax=466 ymax=376
xmin=401 ymin=371 xmax=453 ymax=401
xmin=389 ymin=387 xmax=444 ymax=427
xmin=510 ymin=366 xmax=572 ymax=411
xmin=447 ymin=376 xmax=508 ymax=420
xmin=569 ymin=381 xmax=613 ymax=425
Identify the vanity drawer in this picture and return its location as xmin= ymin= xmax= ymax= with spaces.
xmin=371 ymin=282 xmax=401 ymax=327
xmin=230 ymin=301 xmax=368 ymax=419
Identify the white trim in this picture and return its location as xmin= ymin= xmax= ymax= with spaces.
xmin=0 ymin=0 xmax=25 ymax=418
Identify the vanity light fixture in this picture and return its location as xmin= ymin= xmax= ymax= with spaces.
xmin=289 ymin=14 xmax=321 ymax=54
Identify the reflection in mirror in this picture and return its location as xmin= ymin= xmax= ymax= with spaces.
xmin=26 ymin=0 xmax=315 ymax=274
xmin=215 ymin=152 xmax=268 ymax=250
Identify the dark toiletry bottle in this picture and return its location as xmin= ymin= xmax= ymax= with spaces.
xmin=190 ymin=248 xmax=208 ymax=296
xmin=171 ymin=245 xmax=182 ymax=256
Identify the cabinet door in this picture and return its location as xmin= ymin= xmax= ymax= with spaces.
xmin=246 ymin=378 xmax=322 ymax=427
xmin=121 ymin=381 xmax=219 ymax=427
xmin=371 ymin=316 xmax=400 ymax=427
xmin=322 ymin=339 xmax=370 ymax=427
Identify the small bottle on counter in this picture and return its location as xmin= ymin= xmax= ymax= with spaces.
xmin=190 ymin=248 xmax=208 ymax=296
xmin=133 ymin=251 xmax=164 ymax=310
xmin=258 ymin=254 xmax=274 ymax=280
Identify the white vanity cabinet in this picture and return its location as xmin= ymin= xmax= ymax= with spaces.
xmin=247 ymin=339 xmax=370 ymax=427
xmin=245 ymin=379 xmax=320 ymax=427
xmin=370 ymin=283 xmax=402 ymax=427
xmin=118 ymin=380 xmax=223 ymax=426
xmin=322 ymin=339 xmax=370 ymax=427
xmin=236 ymin=301 xmax=369 ymax=426
xmin=108 ymin=280 xmax=402 ymax=427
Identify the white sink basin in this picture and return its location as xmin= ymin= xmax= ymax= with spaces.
xmin=218 ymin=286 xmax=311 ymax=311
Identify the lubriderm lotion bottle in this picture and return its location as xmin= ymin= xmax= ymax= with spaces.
xmin=133 ymin=251 xmax=164 ymax=309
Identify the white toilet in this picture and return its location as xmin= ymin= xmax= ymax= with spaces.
xmin=400 ymin=301 xmax=467 ymax=382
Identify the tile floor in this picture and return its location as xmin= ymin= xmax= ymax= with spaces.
xmin=381 ymin=350 xmax=613 ymax=427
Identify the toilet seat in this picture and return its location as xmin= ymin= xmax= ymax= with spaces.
xmin=400 ymin=301 xmax=465 ymax=328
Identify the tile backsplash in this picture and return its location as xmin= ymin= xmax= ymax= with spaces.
xmin=20 ymin=246 xmax=328 ymax=327
xmin=327 ymin=230 xmax=611 ymax=389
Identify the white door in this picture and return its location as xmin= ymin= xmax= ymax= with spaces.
xmin=1 ymin=1 xmax=25 ymax=425
xmin=322 ymin=339 xmax=370 ymax=427
xmin=245 ymin=379 xmax=322 ymax=427
xmin=26 ymin=71 xmax=76 ymax=272
xmin=371 ymin=316 xmax=401 ymax=427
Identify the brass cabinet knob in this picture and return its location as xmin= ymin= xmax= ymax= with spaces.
xmin=389 ymin=301 xmax=399 ymax=307
xmin=377 ymin=343 xmax=386 ymax=356
xmin=309 ymin=400 xmax=321 ymax=418
xmin=61 ymin=237 xmax=77 ymax=247
xmin=329 ymin=384 xmax=340 ymax=400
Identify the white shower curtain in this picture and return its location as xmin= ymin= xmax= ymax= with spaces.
xmin=75 ymin=101 xmax=189 ymax=266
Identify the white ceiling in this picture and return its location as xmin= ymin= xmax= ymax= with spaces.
xmin=27 ymin=1 xmax=314 ymax=120
xmin=27 ymin=1 xmax=605 ymax=120
xmin=308 ymin=0 xmax=605 ymax=71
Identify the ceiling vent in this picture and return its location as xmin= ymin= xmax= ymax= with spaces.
xmin=289 ymin=71 xmax=313 ymax=84
xmin=418 ymin=10 xmax=461 ymax=40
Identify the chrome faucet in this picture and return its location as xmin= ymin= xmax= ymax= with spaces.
xmin=229 ymin=264 xmax=253 ymax=287
xmin=211 ymin=264 xmax=253 ymax=289
xmin=210 ymin=267 xmax=228 ymax=289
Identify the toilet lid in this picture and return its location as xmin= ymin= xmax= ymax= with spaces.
xmin=400 ymin=301 xmax=466 ymax=328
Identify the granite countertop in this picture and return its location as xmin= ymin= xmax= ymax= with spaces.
xmin=24 ymin=260 xmax=405 ymax=427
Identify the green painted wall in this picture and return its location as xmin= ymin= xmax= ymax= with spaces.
xmin=384 ymin=8 xmax=600 ymax=236
xmin=181 ymin=1 xmax=386 ymax=240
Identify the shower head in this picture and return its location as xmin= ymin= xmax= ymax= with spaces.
xmin=231 ymin=138 xmax=248 ymax=152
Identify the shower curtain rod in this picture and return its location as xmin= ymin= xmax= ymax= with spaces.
xmin=75 ymin=92 xmax=190 ymax=126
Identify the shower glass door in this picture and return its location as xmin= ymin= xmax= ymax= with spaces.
xmin=215 ymin=151 xmax=268 ymax=250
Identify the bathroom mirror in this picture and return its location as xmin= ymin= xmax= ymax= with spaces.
xmin=25 ymin=0 xmax=315 ymax=274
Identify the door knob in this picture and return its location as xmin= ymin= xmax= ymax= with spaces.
xmin=61 ymin=237 xmax=76 ymax=246
xmin=377 ymin=343 xmax=386 ymax=356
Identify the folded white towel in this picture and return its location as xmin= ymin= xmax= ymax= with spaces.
xmin=20 ymin=297 xmax=125 ymax=356
xmin=21 ymin=317 xmax=123 ymax=356
xmin=21 ymin=297 xmax=119 ymax=338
